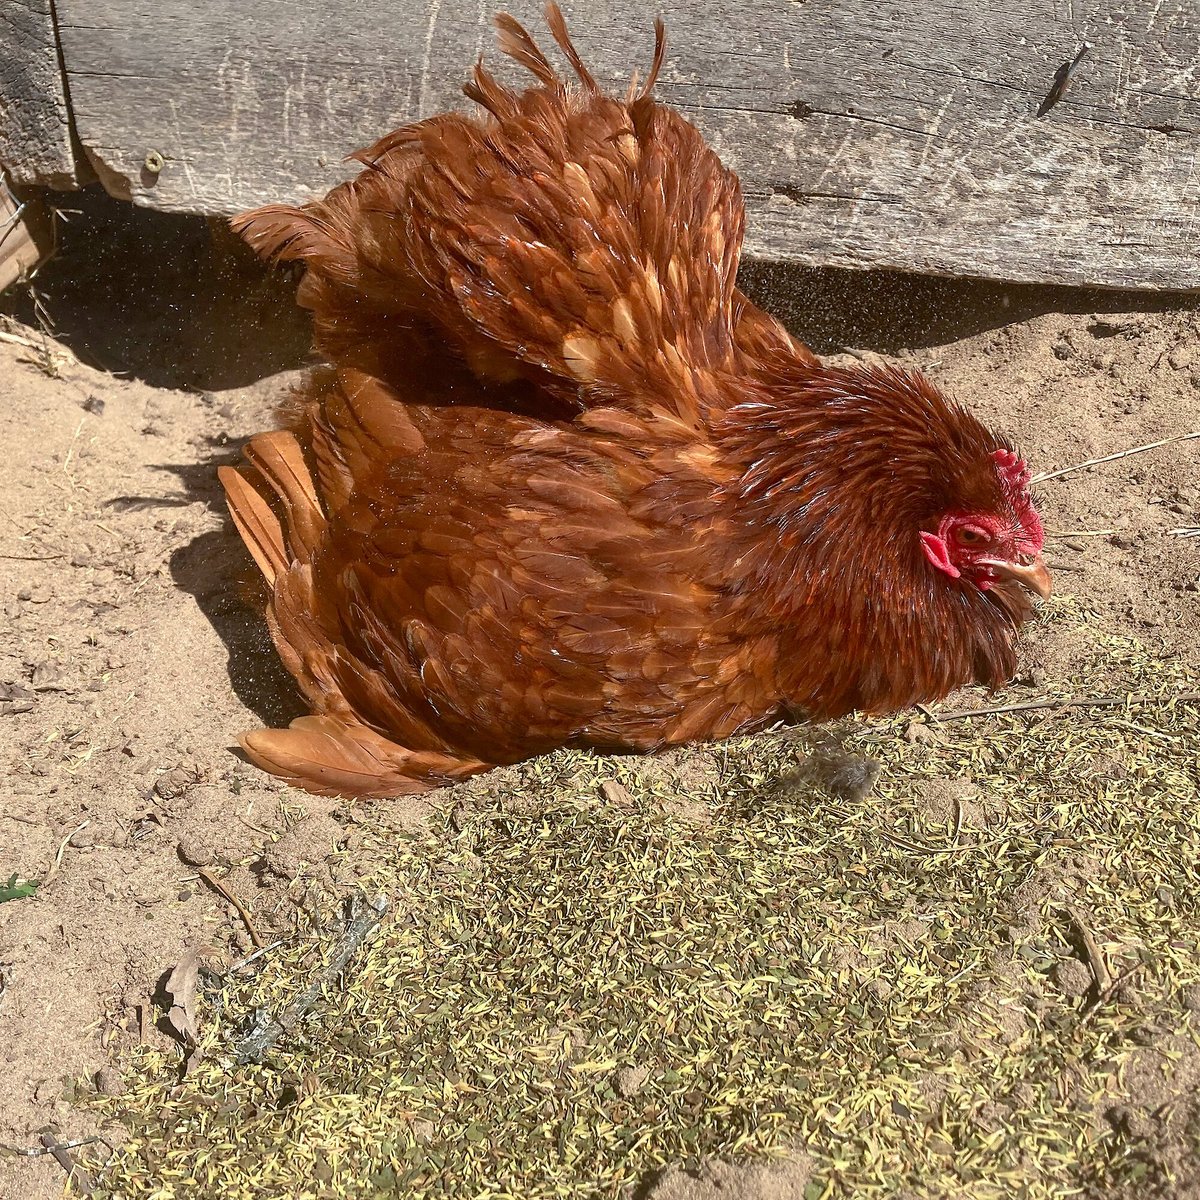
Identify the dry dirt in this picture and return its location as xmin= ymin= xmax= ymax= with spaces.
xmin=0 ymin=189 xmax=1198 ymax=1199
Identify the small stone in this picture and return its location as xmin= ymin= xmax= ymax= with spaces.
xmin=176 ymin=839 xmax=215 ymax=868
xmin=1168 ymin=343 xmax=1197 ymax=371
xmin=905 ymin=720 xmax=942 ymax=746
xmin=69 ymin=826 xmax=95 ymax=849
xmin=154 ymin=764 xmax=202 ymax=800
xmin=866 ymin=977 xmax=893 ymax=1002
xmin=410 ymin=1118 xmax=435 ymax=1143
xmin=599 ymin=779 xmax=635 ymax=808
xmin=95 ymin=1067 xmax=125 ymax=1097
xmin=1052 ymin=957 xmax=1094 ymax=999
xmin=1089 ymin=316 xmax=1144 ymax=338
xmin=82 ymin=394 xmax=105 ymax=416
xmin=615 ymin=1064 xmax=649 ymax=1098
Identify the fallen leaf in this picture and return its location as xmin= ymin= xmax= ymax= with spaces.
xmin=0 ymin=874 xmax=39 ymax=903
xmin=163 ymin=949 xmax=202 ymax=1046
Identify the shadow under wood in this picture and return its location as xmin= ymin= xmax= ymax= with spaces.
xmin=0 ymin=185 xmax=312 ymax=391
xmin=3 ymin=183 xmax=1196 ymax=386
xmin=738 ymin=259 xmax=1198 ymax=354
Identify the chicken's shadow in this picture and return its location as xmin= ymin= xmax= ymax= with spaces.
xmin=169 ymin=527 xmax=308 ymax=730
xmin=163 ymin=444 xmax=308 ymax=730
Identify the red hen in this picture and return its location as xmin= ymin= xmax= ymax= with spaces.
xmin=220 ymin=6 xmax=1051 ymax=797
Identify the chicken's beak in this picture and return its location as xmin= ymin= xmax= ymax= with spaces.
xmin=984 ymin=554 xmax=1053 ymax=601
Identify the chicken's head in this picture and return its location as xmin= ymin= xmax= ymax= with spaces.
xmin=919 ymin=449 xmax=1051 ymax=601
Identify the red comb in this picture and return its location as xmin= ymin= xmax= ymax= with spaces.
xmin=992 ymin=448 xmax=1031 ymax=491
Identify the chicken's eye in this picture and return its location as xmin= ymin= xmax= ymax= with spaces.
xmin=955 ymin=525 xmax=986 ymax=546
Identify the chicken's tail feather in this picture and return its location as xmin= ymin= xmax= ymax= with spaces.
xmin=221 ymin=429 xmax=326 ymax=586
xmin=245 ymin=431 xmax=323 ymax=555
xmin=230 ymin=201 xmax=351 ymax=280
xmin=218 ymin=465 xmax=287 ymax=586
xmin=233 ymin=6 xmax=738 ymax=430
xmin=488 ymin=4 xmax=663 ymax=100
xmin=241 ymin=715 xmax=490 ymax=798
xmin=543 ymin=2 xmax=598 ymax=90
xmin=635 ymin=18 xmax=667 ymax=102
xmin=493 ymin=12 xmax=559 ymax=88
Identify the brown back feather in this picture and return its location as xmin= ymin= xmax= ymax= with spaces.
xmin=232 ymin=7 xmax=748 ymax=434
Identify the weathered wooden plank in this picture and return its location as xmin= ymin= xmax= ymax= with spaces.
xmin=54 ymin=0 xmax=1200 ymax=289
xmin=0 ymin=0 xmax=88 ymax=186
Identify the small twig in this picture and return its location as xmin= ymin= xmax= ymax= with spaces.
xmin=879 ymin=829 xmax=970 ymax=856
xmin=1063 ymin=904 xmax=1113 ymax=994
xmin=237 ymin=813 xmax=275 ymax=837
xmin=1080 ymin=961 xmax=1146 ymax=1026
xmin=0 ymin=551 xmax=66 ymax=561
xmin=0 ymin=328 xmax=42 ymax=351
xmin=232 ymin=891 xmax=388 ymax=1063
xmin=38 ymin=1131 xmax=94 ymax=1195
xmin=1032 ymin=431 xmax=1200 ymax=484
xmin=225 ymin=936 xmax=290 ymax=975
xmin=0 ymin=1135 xmax=105 ymax=1159
xmin=1 ymin=199 xmax=27 ymax=230
xmin=42 ymin=820 xmax=90 ymax=885
xmin=196 ymin=868 xmax=264 ymax=949
xmin=928 ymin=692 xmax=1200 ymax=723
xmin=1046 ymin=528 xmax=1115 ymax=538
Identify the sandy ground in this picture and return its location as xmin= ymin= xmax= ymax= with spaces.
xmin=0 ymin=189 xmax=1198 ymax=1199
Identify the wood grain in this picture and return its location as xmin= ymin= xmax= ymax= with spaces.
xmin=0 ymin=0 xmax=88 ymax=186
xmin=49 ymin=0 xmax=1200 ymax=288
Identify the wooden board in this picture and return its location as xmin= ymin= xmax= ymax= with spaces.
xmin=0 ymin=0 xmax=88 ymax=187
xmin=48 ymin=0 xmax=1200 ymax=289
